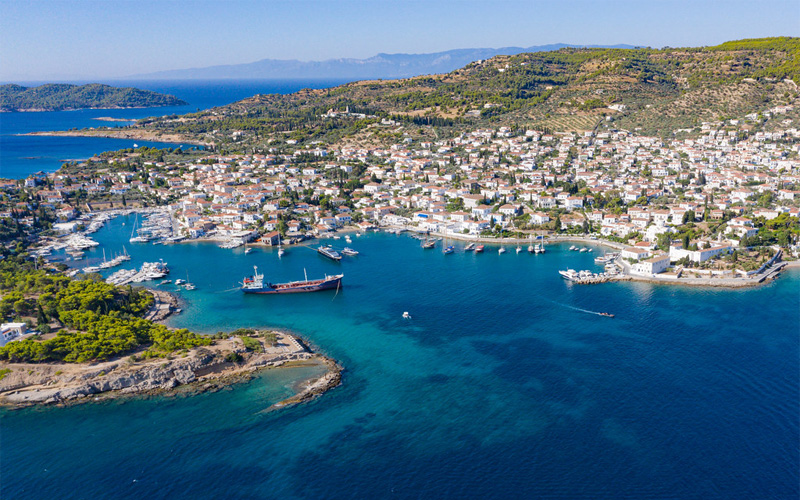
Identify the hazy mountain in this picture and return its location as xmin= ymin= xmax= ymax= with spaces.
xmin=131 ymin=44 xmax=638 ymax=80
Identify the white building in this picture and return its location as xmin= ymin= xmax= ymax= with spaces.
xmin=631 ymin=254 xmax=670 ymax=276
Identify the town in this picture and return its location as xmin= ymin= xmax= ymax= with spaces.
xmin=3 ymin=102 xmax=799 ymax=287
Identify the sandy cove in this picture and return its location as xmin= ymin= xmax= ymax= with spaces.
xmin=22 ymin=129 xmax=212 ymax=147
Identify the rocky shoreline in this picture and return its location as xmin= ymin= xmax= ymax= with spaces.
xmin=0 ymin=326 xmax=342 ymax=409
xmin=22 ymin=129 xmax=212 ymax=146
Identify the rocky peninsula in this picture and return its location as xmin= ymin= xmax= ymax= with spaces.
xmin=0 ymin=329 xmax=341 ymax=408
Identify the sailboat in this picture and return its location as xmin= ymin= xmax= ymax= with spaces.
xmin=277 ymin=234 xmax=285 ymax=257
xmin=183 ymin=270 xmax=196 ymax=290
xmin=443 ymin=234 xmax=454 ymax=254
xmin=527 ymin=234 xmax=534 ymax=253
xmin=540 ymin=232 xmax=546 ymax=254
xmin=498 ymin=246 xmax=506 ymax=254
xmin=129 ymin=214 xmax=148 ymax=243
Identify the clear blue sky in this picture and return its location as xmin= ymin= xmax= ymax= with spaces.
xmin=1 ymin=0 xmax=797 ymax=81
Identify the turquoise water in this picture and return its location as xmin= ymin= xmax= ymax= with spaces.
xmin=2 ymin=215 xmax=798 ymax=499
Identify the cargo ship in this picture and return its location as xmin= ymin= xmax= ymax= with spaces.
xmin=241 ymin=266 xmax=343 ymax=294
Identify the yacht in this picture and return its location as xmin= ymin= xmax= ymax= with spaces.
xmin=318 ymin=245 xmax=342 ymax=261
xmin=342 ymin=247 xmax=359 ymax=256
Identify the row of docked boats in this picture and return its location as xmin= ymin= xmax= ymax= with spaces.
xmin=105 ymin=260 xmax=170 ymax=286
xmin=129 ymin=211 xmax=176 ymax=244
xmin=569 ymin=245 xmax=593 ymax=253
xmin=558 ymin=268 xmax=616 ymax=282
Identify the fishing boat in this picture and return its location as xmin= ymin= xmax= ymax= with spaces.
xmin=342 ymin=247 xmax=359 ymax=256
xmin=241 ymin=266 xmax=343 ymax=294
xmin=318 ymin=245 xmax=342 ymax=261
xmin=475 ymin=245 xmax=485 ymax=253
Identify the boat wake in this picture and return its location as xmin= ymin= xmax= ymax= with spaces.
xmin=546 ymin=299 xmax=611 ymax=317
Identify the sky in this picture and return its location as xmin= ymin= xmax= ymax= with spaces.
xmin=1 ymin=0 xmax=798 ymax=82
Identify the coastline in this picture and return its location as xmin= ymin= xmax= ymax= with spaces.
xmin=21 ymin=129 xmax=212 ymax=147
xmin=0 ymin=287 xmax=342 ymax=409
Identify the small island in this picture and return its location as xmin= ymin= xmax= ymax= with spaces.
xmin=0 ymin=83 xmax=187 ymax=112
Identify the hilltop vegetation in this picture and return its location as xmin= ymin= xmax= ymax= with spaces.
xmin=121 ymin=37 xmax=799 ymax=148
xmin=0 ymin=257 xmax=211 ymax=363
xmin=0 ymin=83 xmax=187 ymax=112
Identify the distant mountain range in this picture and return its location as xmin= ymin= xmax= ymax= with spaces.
xmin=131 ymin=44 xmax=638 ymax=80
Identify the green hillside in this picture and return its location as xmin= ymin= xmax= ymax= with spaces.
xmin=97 ymin=38 xmax=800 ymax=145
xmin=0 ymin=83 xmax=187 ymax=112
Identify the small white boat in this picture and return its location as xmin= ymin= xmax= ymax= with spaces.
xmin=570 ymin=245 xmax=577 ymax=251
xmin=245 ymin=247 xmax=253 ymax=254
xmin=402 ymin=312 xmax=411 ymax=319
xmin=516 ymin=246 xmax=522 ymax=253
xmin=175 ymin=278 xmax=186 ymax=285
xmin=278 ymin=248 xmax=285 ymax=257
xmin=184 ymin=283 xmax=196 ymax=290
xmin=498 ymin=247 xmax=506 ymax=254
xmin=580 ymin=247 xmax=588 ymax=252
xmin=342 ymin=247 xmax=359 ymax=256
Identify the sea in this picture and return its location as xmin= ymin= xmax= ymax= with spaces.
xmin=1 ymin=81 xmax=799 ymax=499
xmin=0 ymin=79 xmax=349 ymax=179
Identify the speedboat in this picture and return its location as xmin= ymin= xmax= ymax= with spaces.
xmin=475 ymin=245 xmax=484 ymax=253
xmin=342 ymin=247 xmax=359 ymax=256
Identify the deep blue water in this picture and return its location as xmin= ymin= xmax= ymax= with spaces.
xmin=0 ymin=79 xmax=349 ymax=179
xmin=2 ymin=216 xmax=798 ymax=499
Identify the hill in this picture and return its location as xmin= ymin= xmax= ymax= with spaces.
xmin=131 ymin=44 xmax=637 ymax=80
xmin=91 ymin=38 xmax=800 ymax=147
xmin=0 ymin=83 xmax=187 ymax=112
